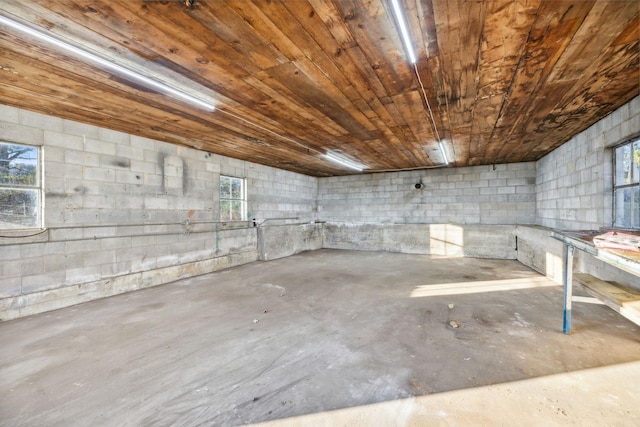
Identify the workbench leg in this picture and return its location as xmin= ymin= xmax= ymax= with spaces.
xmin=562 ymin=245 xmax=575 ymax=334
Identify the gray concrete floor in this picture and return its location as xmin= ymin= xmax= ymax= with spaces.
xmin=1 ymin=249 xmax=639 ymax=426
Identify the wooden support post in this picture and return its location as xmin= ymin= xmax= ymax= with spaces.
xmin=562 ymin=244 xmax=575 ymax=334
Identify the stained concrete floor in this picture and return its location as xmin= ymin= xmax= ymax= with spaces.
xmin=1 ymin=249 xmax=639 ymax=426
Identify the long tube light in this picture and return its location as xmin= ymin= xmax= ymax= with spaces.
xmin=390 ymin=0 xmax=417 ymax=64
xmin=388 ymin=1 xmax=450 ymax=166
xmin=323 ymin=151 xmax=364 ymax=172
xmin=439 ymin=141 xmax=449 ymax=165
xmin=0 ymin=14 xmax=216 ymax=111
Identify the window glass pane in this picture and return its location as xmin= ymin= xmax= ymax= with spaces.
xmin=0 ymin=143 xmax=38 ymax=186
xmin=633 ymin=141 xmax=640 ymax=184
xmin=220 ymin=200 xmax=246 ymax=221
xmin=220 ymin=176 xmax=231 ymax=198
xmin=614 ymin=187 xmax=640 ymax=228
xmin=633 ymin=187 xmax=640 ymax=229
xmin=220 ymin=200 xmax=231 ymax=221
xmin=614 ymin=188 xmax=625 ymax=227
xmin=220 ymin=175 xmax=246 ymax=221
xmin=0 ymin=189 xmax=39 ymax=228
xmin=230 ymin=200 xmax=243 ymax=221
xmin=613 ymin=140 xmax=640 ymax=229
xmin=615 ymin=144 xmax=631 ymax=185
xmin=231 ymin=178 xmax=242 ymax=199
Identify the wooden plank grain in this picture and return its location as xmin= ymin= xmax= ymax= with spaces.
xmin=32 ymin=0 xmax=161 ymax=60
xmin=116 ymin=0 xmax=337 ymax=150
xmin=334 ymin=0 xmax=415 ymax=97
xmin=546 ymin=1 xmax=639 ymax=84
xmin=1 ymin=0 xmax=638 ymax=174
xmin=431 ymin=0 xmax=487 ymax=166
xmin=244 ymin=72 xmax=353 ymax=140
xmin=0 ymin=42 xmax=333 ymax=175
xmin=2 ymin=1 xmax=227 ymax=107
xmin=503 ymin=2 xmax=640 ymax=162
xmin=323 ymin=0 xmax=434 ymax=166
xmin=414 ymin=0 xmax=451 ymax=162
xmin=111 ymin=1 xmax=271 ymax=106
xmin=211 ymin=1 xmax=412 ymax=167
xmin=194 ymin=0 xmax=290 ymax=69
xmin=314 ymin=0 xmax=390 ymax=100
xmin=574 ymin=273 xmax=640 ymax=326
xmin=264 ymin=61 xmax=372 ymax=141
xmin=467 ymin=0 xmax=541 ymax=166
xmin=310 ymin=0 xmax=434 ymax=166
xmin=222 ymin=0 xmax=304 ymax=63
xmin=211 ymin=0 xmax=394 ymax=165
xmin=516 ymin=41 xmax=639 ymax=162
xmin=282 ymin=1 xmax=390 ymax=132
xmin=391 ymin=90 xmax=437 ymax=165
xmin=40 ymin=1 xmax=378 ymax=172
xmin=488 ymin=1 xmax=596 ymax=162
xmin=279 ymin=1 xmax=365 ymax=96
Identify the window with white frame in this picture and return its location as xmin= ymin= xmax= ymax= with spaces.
xmin=0 ymin=141 xmax=42 ymax=229
xmin=613 ymin=138 xmax=640 ymax=229
xmin=220 ymin=175 xmax=246 ymax=221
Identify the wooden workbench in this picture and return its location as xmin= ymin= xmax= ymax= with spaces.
xmin=551 ymin=230 xmax=640 ymax=334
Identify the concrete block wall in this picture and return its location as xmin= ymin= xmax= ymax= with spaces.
xmin=317 ymin=163 xmax=535 ymax=258
xmin=0 ymin=105 xmax=317 ymax=320
xmin=248 ymin=167 xmax=317 ymax=224
xmin=323 ymin=223 xmax=517 ymax=259
xmin=537 ymin=96 xmax=640 ymax=230
xmin=257 ymin=223 xmax=323 ymax=261
xmin=3 ymin=95 xmax=640 ymax=319
xmin=318 ymin=163 xmax=536 ymax=225
xmin=515 ymin=225 xmax=565 ymax=284
xmin=532 ymin=96 xmax=640 ymax=291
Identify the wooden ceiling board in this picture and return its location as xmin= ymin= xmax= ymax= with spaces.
xmin=613 ymin=15 xmax=640 ymax=46
xmin=467 ymin=0 xmax=541 ymax=165
xmin=334 ymin=0 xmax=416 ymax=97
xmin=545 ymin=1 xmax=637 ymax=84
xmin=430 ymin=0 xmax=487 ymax=166
xmin=495 ymin=1 xmax=640 ymax=163
xmin=0 ymin=35 xmax=334 ymax=175
xmin=390 ymin=90 xmax=437 ymax=163
xmin=280 ymin=5 xmax=376 ymax=123
xmin=0 ymin=0 xmax=638 ymax=176
xmin=245 ymin=71 xmax=354 ymax=140
xmin=516 ymin=40 xmax=640 ymax=162
xmin=487 ymin=0 xmax=597 ymax=161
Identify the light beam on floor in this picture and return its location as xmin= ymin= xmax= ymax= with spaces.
xmin=410 ymin=276 xmax=558 ymax=298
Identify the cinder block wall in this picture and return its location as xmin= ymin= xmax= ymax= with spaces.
xmin=317 ymin=163 xmax=536 ymax=224
xmin=3 ymin=95 xmax=640 ymax=319
xmin=524 ymin=96 xmax=640 ymax=289
xmin=322 ymin=223 xmax=518 ymax=259
xmin=0 ymin=105 xmax=317 ymax=320
xmin=316 ymin=163 xmax=536 ymax=256
xmin=537 ymin=96 xmax=640 ymax=230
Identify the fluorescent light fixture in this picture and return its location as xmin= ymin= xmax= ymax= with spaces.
xmin=390 ymin=0 xmax=417 ymax=64
xmin=439 ymin=141 xmax=449 ymax=165
xmin=0 ymin=14 xmax=216 ymax=111
xmin=323 ymin=151 xmax=365 ymax=172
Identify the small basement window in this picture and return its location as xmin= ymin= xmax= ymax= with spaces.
xmin=220 ymin=175 xmax=246 ymax=221
xmin=613 ymin=138 xmax=640 ymax=229
xmin=0 ymin=141 xmax=42 ymax=229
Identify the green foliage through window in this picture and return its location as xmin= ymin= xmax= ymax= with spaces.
xmin=220 ymin=175 xmax=246 ymax=221
xmin=0 ymin=142 xmax=41 ymax=229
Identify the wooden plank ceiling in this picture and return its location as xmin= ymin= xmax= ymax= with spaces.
xmin=0 ymin=0 xmax=638 ymax=176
